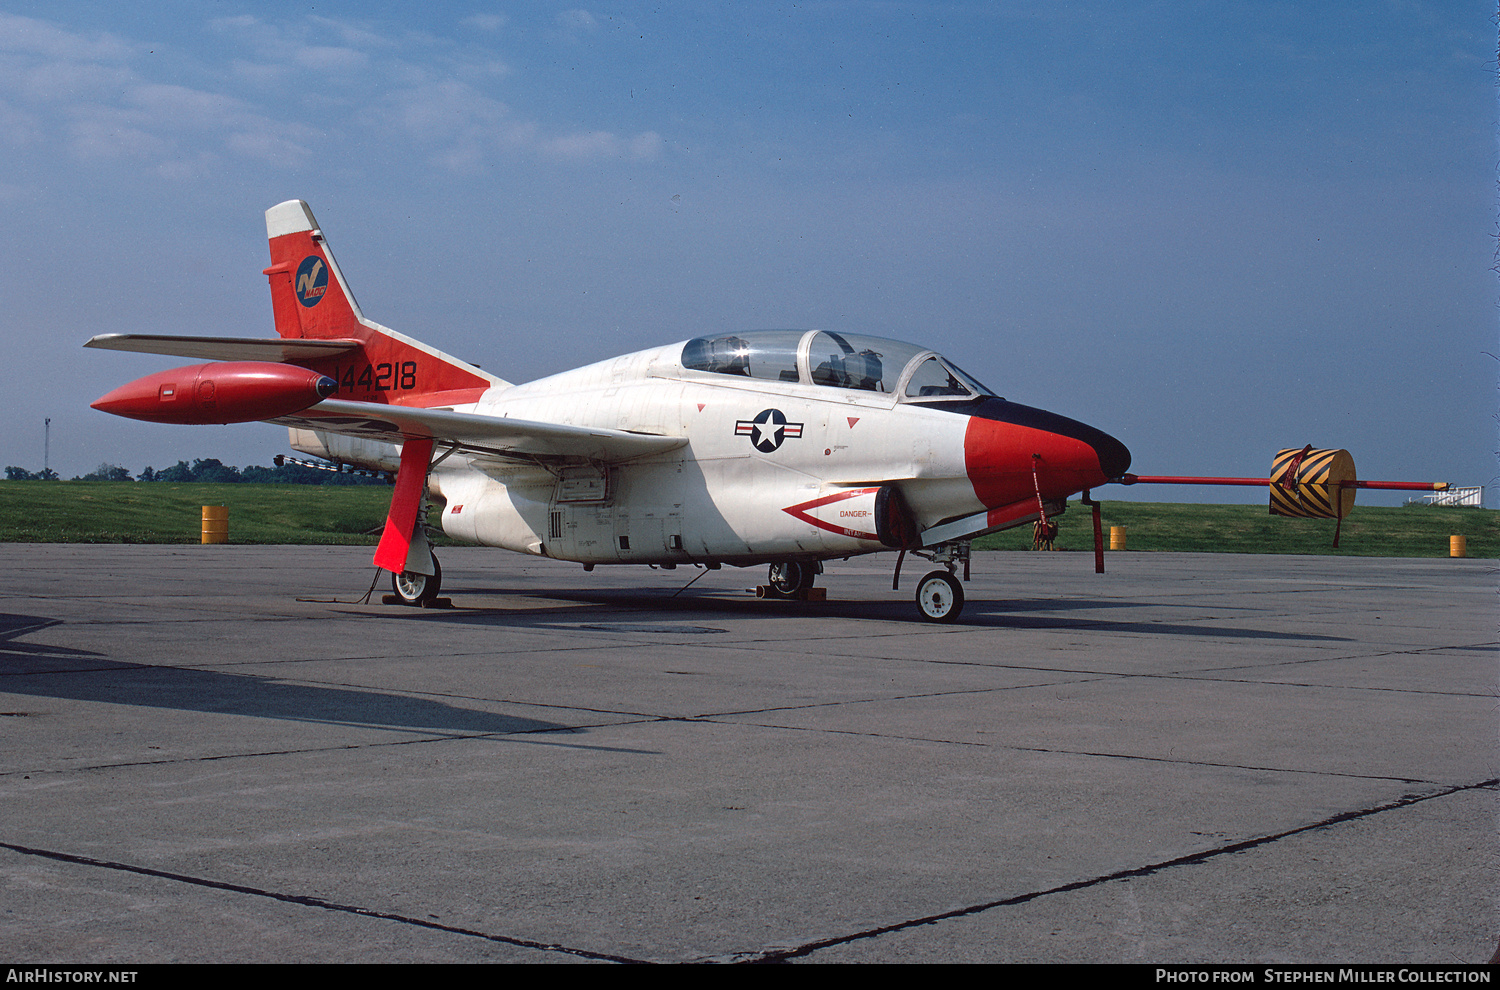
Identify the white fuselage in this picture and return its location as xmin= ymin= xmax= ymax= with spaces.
xmin=297 ymin=342 xmax=985 ymax=567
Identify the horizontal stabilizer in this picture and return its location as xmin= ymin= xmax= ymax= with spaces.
xmin=85 ymin=334 xmax=362 ymax=362
xmin=272 ymin=398 xmax=687 ymax=464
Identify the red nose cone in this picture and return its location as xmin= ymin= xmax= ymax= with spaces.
xmin=963 ymin=404 xmax=1130 ymax=508
xmin=92 ymin=362 xmax=336 ymax=425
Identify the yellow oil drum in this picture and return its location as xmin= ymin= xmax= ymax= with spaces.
xmin=1269 ymin=446 xmax=1357 ymax=519
xmin=1110 ymin=526 xmax=1126 ymax=551
xmin=1450 ymin=535 xmax=1467 ymax=558
xmin=201 ymin=505 xmax=228 ymax=544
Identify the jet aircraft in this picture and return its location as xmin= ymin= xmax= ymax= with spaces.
xmin=87 ymin=201 xmax=1444 ymax=622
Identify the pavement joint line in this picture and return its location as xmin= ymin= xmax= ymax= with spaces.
xmin=997 ymin=744 xmax=1441 ymax=784
xmin=1 ymin=668 xmax=1483 ymax=782
xmin=39 ymin=639 xmax=1473 ymax=702
xmin=26 ymin=645 xmax=1490 ymax=698
xmin=10 ymin=778 xmax=1489 ymax=966
xmin=0 ymin=701 xmax=1425 ymax=778
xmin=1112 ymin=670 xmax=1499 ymax=699
xmin=0 ymin=840 xmax=649 ymax=965
xmin=708 ymin=719 xmax=1461 ymax=782
xmin=745 ymin=777 xmax=1500 ymax=963
xmin=0 ymin=722 xmax=663 ymax=778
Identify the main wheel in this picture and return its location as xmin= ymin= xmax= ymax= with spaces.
xmin=768 ymin=561 xmax=816 ymax=596
xmin=391 ymin=554 xmax=442 ymax=606
xmin=914 ymin=569 xmax=964 ymax=623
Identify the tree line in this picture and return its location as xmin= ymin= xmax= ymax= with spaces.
xmin=5 ymin=458 xmax=385 ymax=485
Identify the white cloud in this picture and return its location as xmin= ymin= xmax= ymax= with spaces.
xmin=228 ymin=59 xmax=292 ymax=87
xmin=383 ymin=79 xmax=511 ymax=141
xmin=0 ymin=13 xmax=133 ymax=62
xmin=0 ymin=51 xmax=132 ymax=103
xmin=628 ymin=131 xmax=664 ymax=159
xmin=0 ymin=97 xmax=42 ymax=147
xmin=225 ymin=129 xmax=312 ymax=166
xmin=307 ymin=15 xmax=395 ymax=52
xmin=120 ymin=83 xmax=317 ymax=165
xmin=155 ymin=150 xmax=221 ymax=181
xmin=67 ymin=110 xmax=165 ymax=161
xmin=207 ymin=15 xmax=257 ymax=34
xmin=557 ymin=10 xmax=600 ymax=33
xmin=292 ymin=45 xmax=370 ymax=73
xmin=542 ymin=129 xmax=663 ymax=161
xmin=462 ymin=14 xmax=507 ymax=33
xmin=211 ymin=14 xmax=378 ymax=78
xmin=0 ymin=11 xmax=668 ymax=179
xmin=127 ymin=83 xmax=241 ymax=126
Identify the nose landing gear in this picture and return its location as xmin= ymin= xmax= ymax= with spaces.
xmin=914 ymin=569 xmax=964 ymax=622
xmin=895 ymin=540 xmax=970 ymax=622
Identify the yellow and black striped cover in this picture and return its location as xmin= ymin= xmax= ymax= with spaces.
xmin=1269 ymin=447 xmax=1357 ymax=519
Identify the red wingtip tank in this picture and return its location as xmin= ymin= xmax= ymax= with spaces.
xmin=91 ymin=361 xmax=337 ymax=425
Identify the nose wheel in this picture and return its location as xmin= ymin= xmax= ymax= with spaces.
xmin=914 ymin=569 xmax=964 ymax=623
xmin=893 ymin=540 xmax=970 ymax=622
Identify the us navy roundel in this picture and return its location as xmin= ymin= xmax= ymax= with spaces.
xmin=735 ymin=408 xmax=804 ymax=453
xmin=295 ymin=255 xmax=328 ymax=308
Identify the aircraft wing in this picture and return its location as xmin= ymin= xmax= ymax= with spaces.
xmin=271 ymin=399 xmax=687 ymax=463
xmin=85 ymin=333 xmax=363 ymax=362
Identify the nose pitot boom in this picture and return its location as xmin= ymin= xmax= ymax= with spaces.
xmin=961 ymin=398 xmax=1131 ymax=509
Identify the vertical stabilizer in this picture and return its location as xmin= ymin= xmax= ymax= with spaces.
xmin=264 ymin=199 xmax=367 ymax=340
xmin=261 ymin=200 xmax=508 ymax=404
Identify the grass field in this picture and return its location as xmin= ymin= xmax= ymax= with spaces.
xmin=0 ymin=481 xmax=395 ymax=545
xmin=972 ymin=498 xmax=1498 ymax=558
xmin=0 ymin=481 xmax=1493 ymax=557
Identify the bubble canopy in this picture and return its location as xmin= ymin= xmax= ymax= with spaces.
xmin=680 ymin=330 xmax=997 ymax=401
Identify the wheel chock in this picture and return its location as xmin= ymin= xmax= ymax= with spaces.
xmin=381 ymin=595 xmax=454 ymax=609
xmin=754 ymin=586 xmax=827 ymax=602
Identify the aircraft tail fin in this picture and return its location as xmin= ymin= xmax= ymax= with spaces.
xmin=263 ymin=200 xmax=508 ymax=402
xmin=264 ymin=199 xmax=365 ymax=341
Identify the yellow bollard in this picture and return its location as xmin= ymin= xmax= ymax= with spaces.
xmin=1450 ymin=535 xmax=1467 ymax=558
xmin=1110 ymin=525 xmax=1126 ymax=551
xmin=201 ymin=505 xmax=228 ymax=545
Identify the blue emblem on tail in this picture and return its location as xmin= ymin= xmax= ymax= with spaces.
xmin=295 ymin=255 xmax=328 ymax=308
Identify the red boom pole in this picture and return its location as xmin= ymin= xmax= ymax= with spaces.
xmin=1116 ymin=474 xmax=1448 ymax=492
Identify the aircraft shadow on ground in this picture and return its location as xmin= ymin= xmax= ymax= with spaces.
xmin=0 ymin=611 xmax=566 ymax=738
xmin=0 ymin=614 xmax=105 ymax=663
xmin=361 ymin=588 xmax=1354 ymax=643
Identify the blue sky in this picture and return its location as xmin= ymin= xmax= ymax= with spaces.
xmin=1 ymin=2 xmax=1493 ymax=506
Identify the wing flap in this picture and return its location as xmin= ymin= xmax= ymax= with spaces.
xmin=85 ymin=334 xmax=363 ymax=362
xmin=272 ymin=399 xmax=686 ymax=463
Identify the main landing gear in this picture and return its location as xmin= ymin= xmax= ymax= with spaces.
xmin=391 ymin=553 xmax=443 ymax=607
xmin=760 ymin=546 xmax=972 ymax=621
xmin=767 ymin=560 xmax=818 ymax=596
xmin=758 ymin=560 xmax=824 ymax=600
